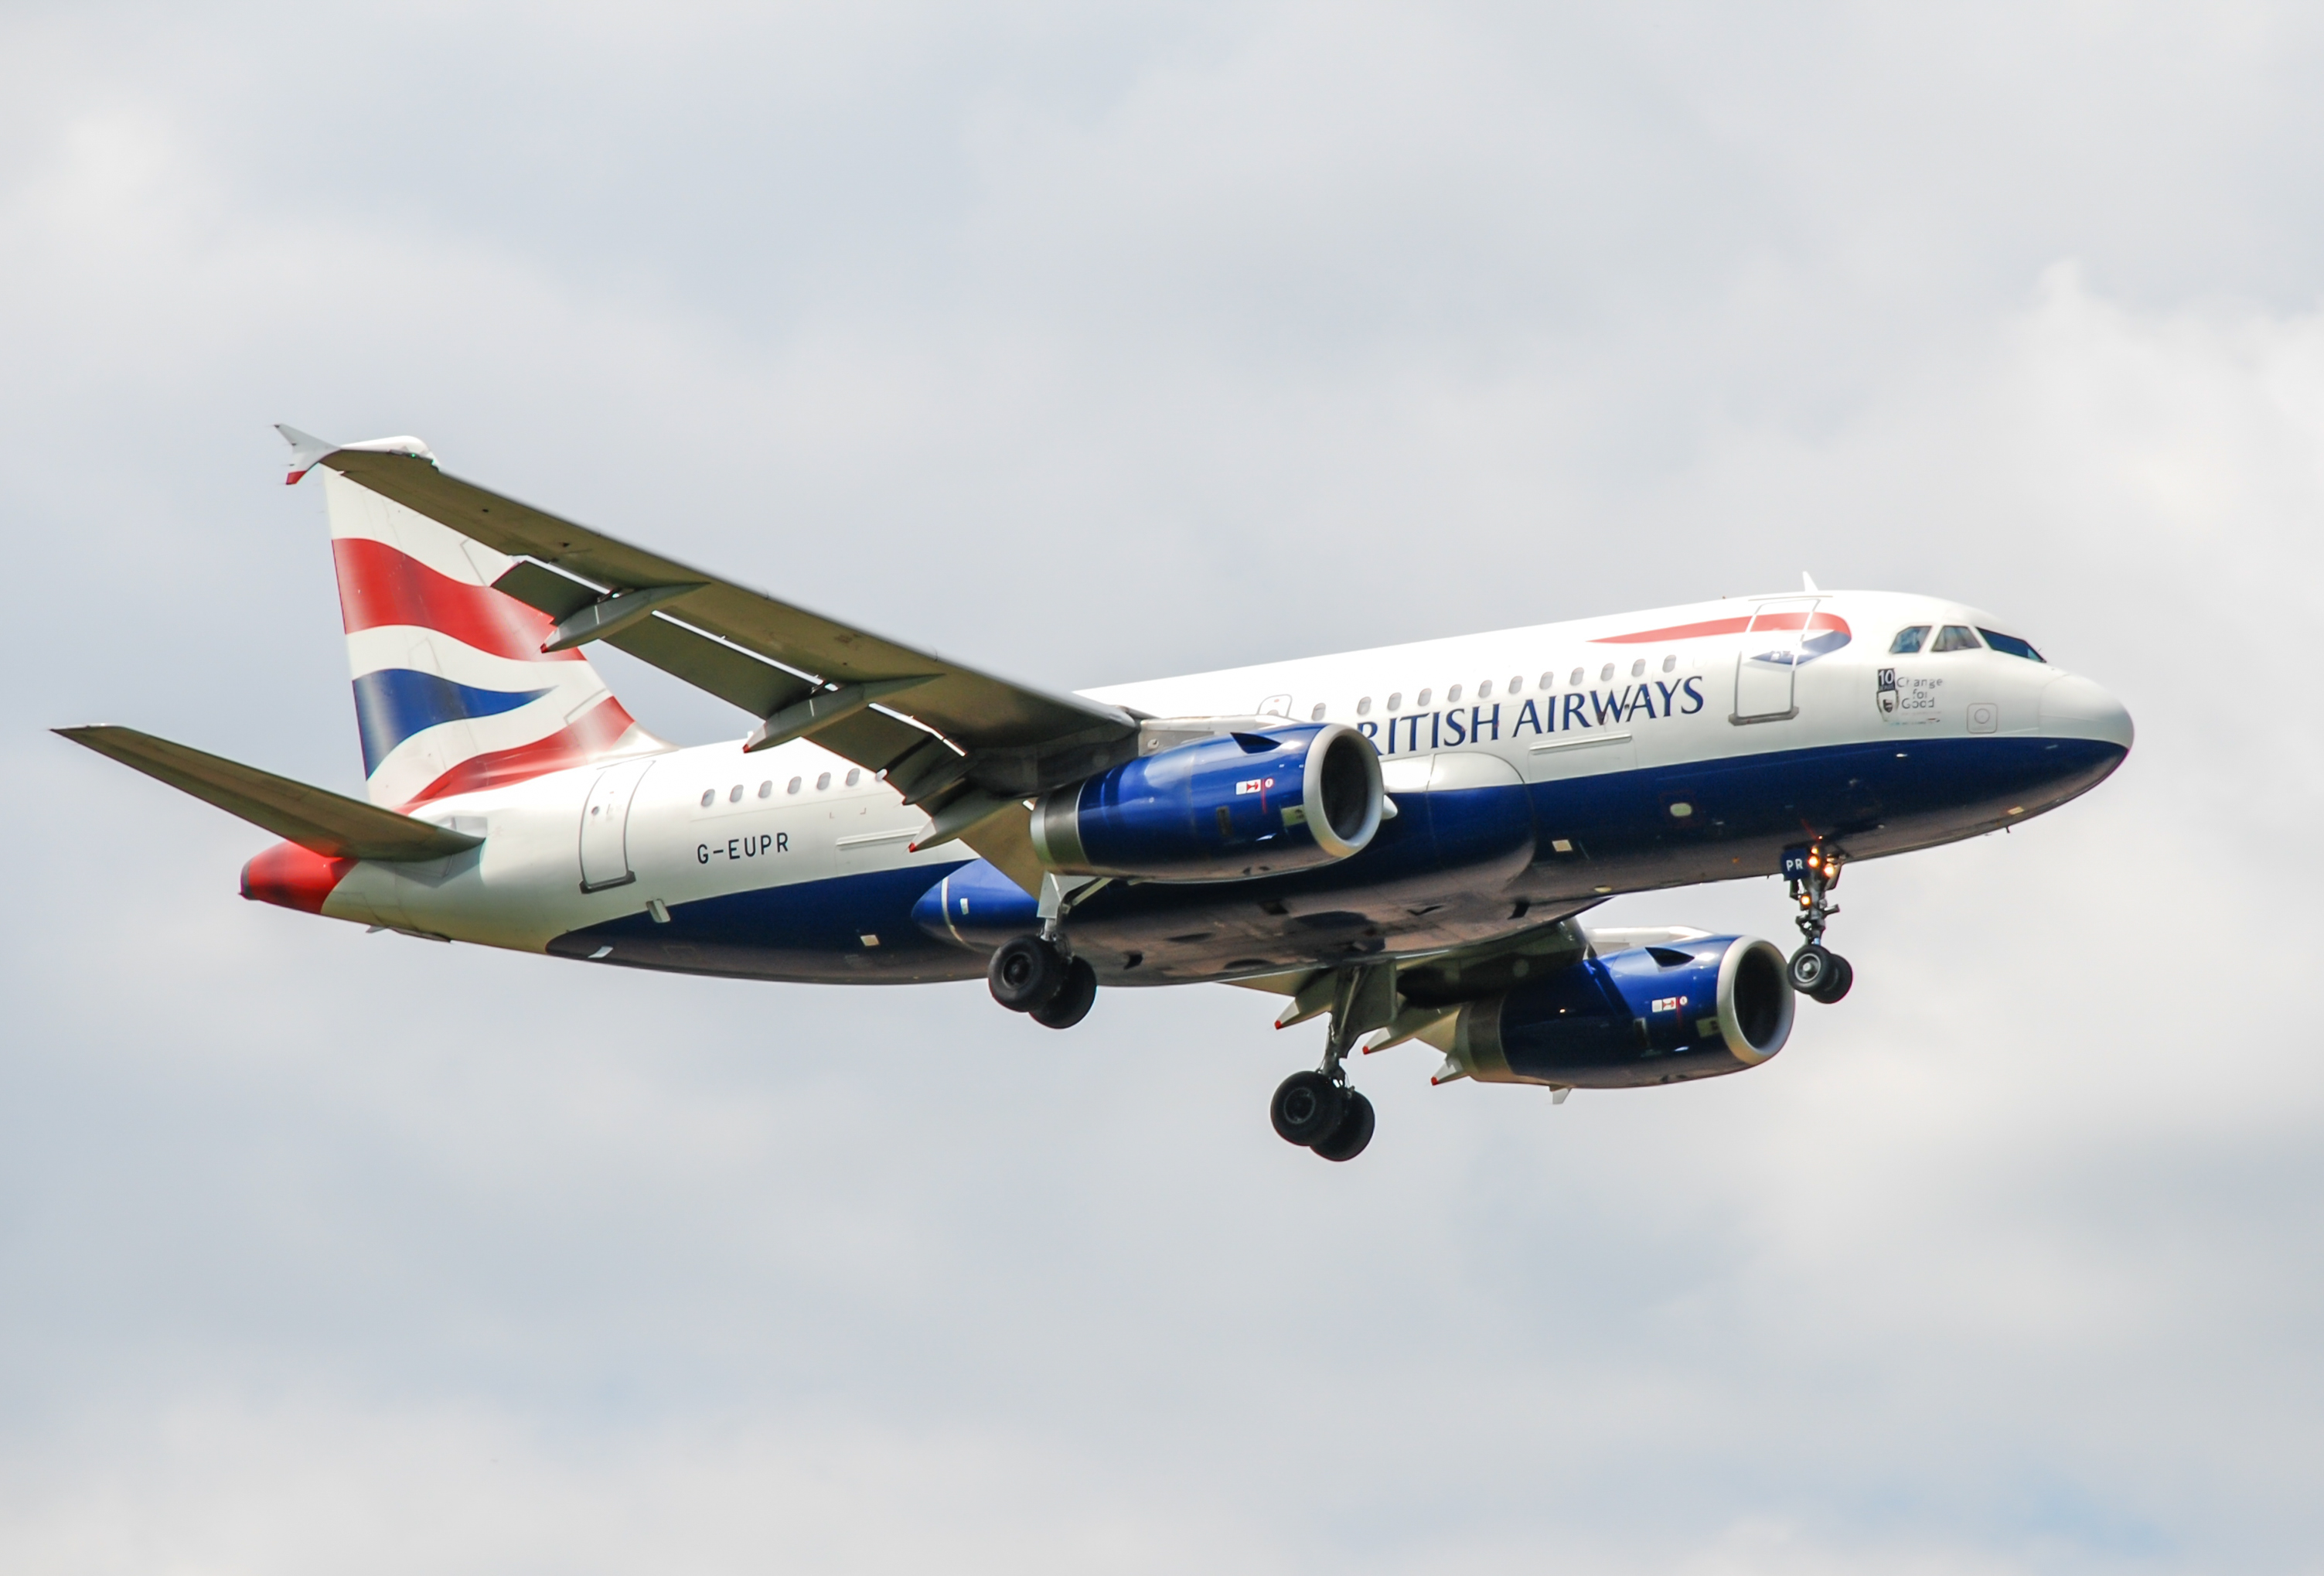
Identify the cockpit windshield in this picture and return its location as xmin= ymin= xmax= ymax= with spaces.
xmin=1889 ymin=626 xmax=1929 ymax=654
xmin=1930 ymin=625 xmax=1982 ymax=653
xmin=1978 ymin=629 xmax=2045 ymax=662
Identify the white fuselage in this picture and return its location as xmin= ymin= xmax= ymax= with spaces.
xmin=305 ymin=588 xmax=2130 ymax=985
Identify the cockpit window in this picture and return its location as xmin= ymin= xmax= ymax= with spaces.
xmin=1889 ymin=626 xmax=1929 ymax=654
xmin=1931 ymin=625 xmax=1982 ymax=653
xmin=1978 ymin=628 xmax=2045 ymax=662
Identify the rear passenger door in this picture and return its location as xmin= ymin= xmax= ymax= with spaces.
xmin=578 ymin=756 xmax=657 ymax=891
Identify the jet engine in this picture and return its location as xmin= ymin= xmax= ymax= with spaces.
xmin=1030 ymin=721 xmax=1383 ymax=882
xmin=1427 ymin=936 xmax=1794 ymax=1089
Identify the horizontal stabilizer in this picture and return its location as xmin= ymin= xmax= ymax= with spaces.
xmin=55 ymin=726 xmax=482 ymax=861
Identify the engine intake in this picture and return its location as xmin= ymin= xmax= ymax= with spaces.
xmin=1030 ymin=722 xmax=1383 ymax=881
xmin=1429 ymin=936 xmax=1794 ymax=1089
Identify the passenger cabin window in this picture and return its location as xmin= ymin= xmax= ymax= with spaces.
xmin=1629 ymin=659 xmax=1645 ymax=678
xmin=1310 ymin=702 xmax=1326 ymax=721
xmin=1568 ymin=667 xmax=1583 ymax=686
xmin=1510 ymin=674 xmax=1524 ymax=693
xmin=816 ymin=772 xmax=831 ymax=790
xmin=1661 ymin=654 xmax=1676 ymax=673
xmin=1978 ymin=629 xmax=2046 ymax=662
xmin=1537 ymin=671 xmax=1552 ymax=690
xmin=1931 ymin=625 xmax=1982 ymax=653
xmin=1890 ymin=626 xmax=1930 ymax=654
xmin=1447 ymin=684 xmax=1462 ymax=704
xmin=1386 ymin=692 xmax=1402 ymax=711
xmin=787 ymin=776 xmax=802 ymax=794
xmin=1477 ymin=680 xmax=1493 ymax=699
xmin=1357 ymin=696 xmax=1372 ymax=715
xmin=1416 ymin=688 xmax=1433 ymax=707
xmin=758 ymin=781 xmax=773 ymax=798
xmin=728 ymin=784 xmax=743 ymax=803
xmin=845 ymin=769 xmax=862 ymax=786
xmin=1598 ymin=663 xmax=1614 ymax=683
xmin=700 ymin=789 xmax=715 ymax=808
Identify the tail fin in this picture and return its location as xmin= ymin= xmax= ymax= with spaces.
xmin=295 ymin=436 xmax=661 ymax=807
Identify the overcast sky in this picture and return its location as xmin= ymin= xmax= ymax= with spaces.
xmin=5 ymin=3 xmax=2323 ymax=1572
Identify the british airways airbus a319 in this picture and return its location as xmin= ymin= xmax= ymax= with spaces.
xmin=60 ymin=428 xmax=2133 ymax=1162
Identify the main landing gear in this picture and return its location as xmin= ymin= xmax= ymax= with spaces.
xmin=1784 ymin=841 xmax=1853 ymax=1005
xmin=987 ymin=875 xmax=1108 ymax=1030
xmin=1268 ymin=964 xmax=1390 ymax=1162
xmin=988 ymin=934 xmax=1098 ymax=1028
xmin=1271 ymin=1070 xmax=1375 ymax=1162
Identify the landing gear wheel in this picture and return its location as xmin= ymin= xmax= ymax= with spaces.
xmin=1787 ymin=944 xmax=1852 ymax=1004
xmin=1787 ymin=943 xmax=1834 ymax=995
xmin=1031 ymin=957 xmax=1098 ymax=1028
xmin=1270 ymin=1070 xmax=1348 ymax=1148
xmin=989 ymin=934 xmax=1068 ymax=1013
xmin=1310 ymin=1090 xmax=1375 ymax=1162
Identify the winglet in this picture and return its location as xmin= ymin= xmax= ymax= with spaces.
xmin=1802 ymin=571 xmax=1821 ymax=593
xmin=276 ymin=424 xmax=437 ymax=486
xmin=277 ymin=424 xmax=336 ymax=485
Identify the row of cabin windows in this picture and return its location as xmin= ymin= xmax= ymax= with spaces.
xmin=700 ymin=766 xmax=864 ymax=808
xmin=1889 ymin=625 xmax=2046 ymax=661
xmin=1335 ymin=653 xmax=1682 ymax=720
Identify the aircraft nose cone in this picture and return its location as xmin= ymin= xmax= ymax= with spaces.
xmin=2039 ymin=674 xmax=2134 ymax=751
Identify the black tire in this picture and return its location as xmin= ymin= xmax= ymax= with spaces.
xmin=1311 ymin=1089 xmax=1375 ymax=1162
xmin=989 ymin=934 xmax=1068 ymax=1012
xmin=1270 ymin=1070 xmax=1348 ymax=1147
xmin=1787 ymin=943 xmax=1835 ymax=996
xmin=1811 ymin=953 xmax=1854 ymax=1005
xmin=1031 ymin=957 xmax=1098 ymax=1029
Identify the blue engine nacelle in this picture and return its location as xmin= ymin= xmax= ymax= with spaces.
xmin=1029 ymin=722 xmax=1384 ymax=882
xmin=1433 ymin=936 xmax=1795 ymax=1089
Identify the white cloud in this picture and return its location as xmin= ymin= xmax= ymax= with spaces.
xmin=5 ymin=4 xmax=2324 ymax=1571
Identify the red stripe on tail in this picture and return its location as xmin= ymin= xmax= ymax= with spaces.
xmin=332 ymin=537 xmax=582 ymax=664
xmin=403 ymin=694 xmax=641 ymax=805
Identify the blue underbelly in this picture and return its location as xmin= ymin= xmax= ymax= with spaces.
xmin=547 ymin=735 xmax=2125 ymax=984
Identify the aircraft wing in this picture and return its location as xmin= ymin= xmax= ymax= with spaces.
xmin=56 ymin=725 xmax=482 ymax=861
xmin=290 ymin=435 xmax=1141 ymax=817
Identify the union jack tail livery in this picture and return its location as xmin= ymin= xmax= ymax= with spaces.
xmin=300 ymin=434 xmax=659 ymax=808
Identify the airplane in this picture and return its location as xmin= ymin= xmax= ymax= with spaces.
xmin=59 ymin=427 xmax=2134 ymax=1162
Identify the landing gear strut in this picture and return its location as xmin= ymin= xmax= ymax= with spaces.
xmin=1784 ymin=841 xmax=1853 ymax=1005
xmin=1269 ymin=964 xmax=1388 ymax=1162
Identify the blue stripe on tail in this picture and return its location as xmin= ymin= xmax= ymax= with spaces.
xmin=353 ymin=668 xmax=554 ymax=776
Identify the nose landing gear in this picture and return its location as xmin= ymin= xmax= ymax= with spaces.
xmin=1784 ymin=841 xmax=1854 ymax=1005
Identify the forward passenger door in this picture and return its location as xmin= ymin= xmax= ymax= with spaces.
xmin=1733 ymin=599 xmax=1819 ymax=723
